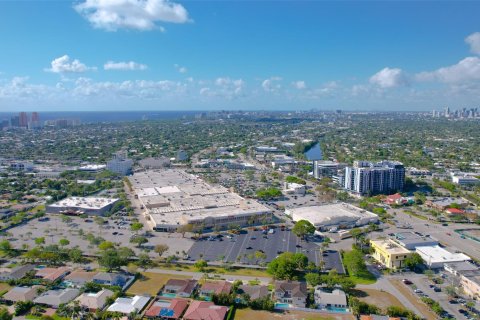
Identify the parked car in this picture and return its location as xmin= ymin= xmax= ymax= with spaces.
xmin=403 ymin=279 xmax=413 ymax=285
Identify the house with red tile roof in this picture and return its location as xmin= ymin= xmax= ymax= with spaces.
xmin=145 ymin=298 xmax=188 ymax=319
xmin=35 ymin=267 xmax=70 ymax=282
xmin=198 ymin=281 xmax=232 ymax=299
xmin=183 ymin=301 xmax=229 ymax=320
xmin=445 ymin=207 xmax=465 ymax=215
xmin=383 ymin=193 xmax=413 ymax=206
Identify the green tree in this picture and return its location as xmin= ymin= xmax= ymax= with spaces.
xmin=256 ymin=187 xmax=282 ymax=200
xmin=98 ymin=241 xmax=115 ymax=251
xmin=266 ymin=252 xmax=308 ymax=280
xmin=0 ymin=308 xmax=12 ymax=320
xmin=130 ymin=236 xmax=148 ymax=247
xmin=130 ymin=222 xmax=143 ymax=232
xmin=137 ymin=253 xmax=153 ymax=267
xmin=194 ymin=259 xmax=208 ymax=272
xmin=0 ymin=240 xmax=13 ymax=256
xmin=292 ymin=220 xmax=315 ymax=240
xmin=58 ymin=238 xmax=70 ymax=247
xmin=98 ymin=248 xmax=131 ymax=271
xmin=305 ymin=273 xmax=322 ymax=286
xmin=404 ymin=253 xmax=423 ymax=269
xmin=154 ymin=244 xmax=169 ymax=257
xmin=444 ymin=285 xmax=457 ymax=298
xmin=14 ymin=301 xmax=33 ymax=316
xmin=68 ymin=248 xmax=84 ymax=263
xmin=35 ymin=237 xmax=45 ymax=245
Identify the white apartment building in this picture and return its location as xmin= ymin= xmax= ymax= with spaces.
xmin=106 ymin=151 xmax=133 ymax=176
xmin=344 ymin=160 xmax=405 ymax=195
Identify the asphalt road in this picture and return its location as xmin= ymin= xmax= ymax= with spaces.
xmin=390 ymin=208 xmax=480 ymax=261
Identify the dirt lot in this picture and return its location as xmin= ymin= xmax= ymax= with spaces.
xmin=390 ymin=279 xmax=437 ymax=320
xmin=126 ymin=272 xmax=190 ymax=296
xmin=234 ymin=308 xmax=354 ymax=320
xmin=356 ymin=288 xmax=404 ymax=310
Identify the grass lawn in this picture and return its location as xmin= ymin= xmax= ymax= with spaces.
xmin=126 ymin=272 xmax=190 ymax=296
xmin=234 ymin=308 xmax=351 ymax=320
xmin=348 ymin=274 xmax=376 ymax=285
xmin=342 ymin=251 xmax=377 ymax=285
xmin=0 ymin=283 xmax=12 ymax=295
xmin=157 ymin=263 xmax=272 ymax=279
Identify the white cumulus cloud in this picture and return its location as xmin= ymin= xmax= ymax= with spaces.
xmin=416 ymin=57 xmax=480 ymax=83
xmin=74 ymin=0 xmax=190 ymax=31
xmin=292 ymin=80 xmax=306 ymax=89
xmin=466 ymin=32 xmax=480 ymax=55
xmin=174 ymin=64 xmax=187 ymax=73
xmin=369 ymin=67 xmax=409 ymax=88
xmin=45 ymin=55 xmax=95 ymax=73
xmin=262 ymin=76 xmax=282 ymax=92
xmin=104 ymin=61 xmax=147 ymax=71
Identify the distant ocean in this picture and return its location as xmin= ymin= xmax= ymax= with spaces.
xmin=0 ymin=111 xmax=200 ymax=123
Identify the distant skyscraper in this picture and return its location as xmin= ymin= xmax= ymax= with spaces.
xmin=31 ymin=112 xmax=39 ymax=122
xmin=344 ymin=160 xmax=405 ymax=196
xmin=29 ymin=112 xmax=41 ymax=129
xmin=10 ymin=116 xmax=20 ymax=127
xmin=19 ymin=112 xmax=28 ymax=127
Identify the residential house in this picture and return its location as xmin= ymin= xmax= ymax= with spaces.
xmin=75 ymin=289 xmax=114 ymax=311
xmin=93 ymin=272 xmax=132 ymax=289
xmin=383 ymin=193 xmax=413 ymax=206
xmin=145 ymin=298 xmax=188 ymax=319
xmin=107 ymin=295 xmax=150 ymax=314
xmin=3 ymin=286 xmax=41 ymax=303
xmin=0 ymin=264 xmax=35 ymax=281
xmin=162 ymin=279 xmax=198 ymax=298
xmin=274 ymin=281 xmax=308 ymax=308
xmin=314 ymin=288 xmax=347 ymax=309
xmin=183 ymin=301 xmax=229 ymax=320
xmin=199 ymin=281 xmax=232 ymax=299
xmin=425 ymin=197 xmax=469 ymax=211
xmin=33 ymin=288 xmax=80 ymax=308
xmin=63 ymin=269 xmax=97 ymax=287
xmin=445 ymin=207 xmax=465 ymax=216
xmin=237 ymin=285 xmax=270 ymax=301
xmin=35 ymin=267 xmax=70 ymax=282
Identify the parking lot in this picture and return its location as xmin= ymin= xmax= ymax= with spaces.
xmin=187 ymin=228 xmax=344 ymax=273
xmin=5 ymin=214 xmax=194 ymax=257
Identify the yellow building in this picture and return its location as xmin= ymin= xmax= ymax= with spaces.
xmin=370 ymin=239 xmax=412 ymax=269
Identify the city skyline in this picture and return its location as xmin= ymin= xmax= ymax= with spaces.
xmin=1 ymin=1 xmax=480 ymax=111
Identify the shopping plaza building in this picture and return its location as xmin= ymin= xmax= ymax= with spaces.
xmin=129 ymin=169 xmax=272 ymax=232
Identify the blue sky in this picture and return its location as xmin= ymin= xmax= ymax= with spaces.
xmin=1 ymin=0 xmax=480 ymax=111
